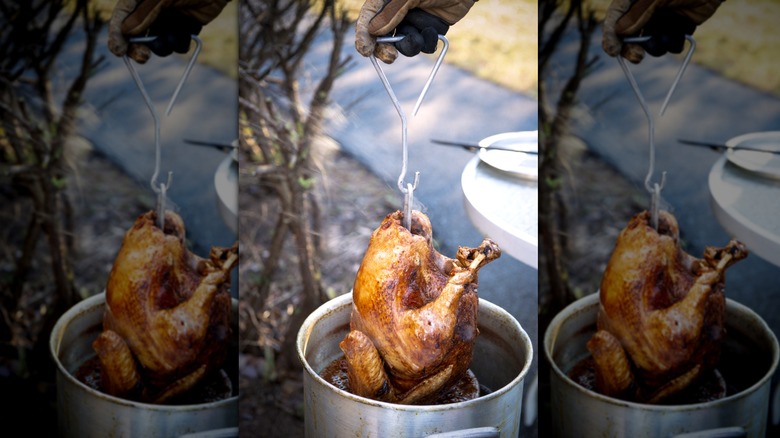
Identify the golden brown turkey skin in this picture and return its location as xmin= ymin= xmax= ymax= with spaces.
xmin=340 ymin=210 xmax=500 ymax=404
xmin=93 ymin=210 xmax=238 ymax=403
xmin=588 ymin=210 xmax=747 ymax=403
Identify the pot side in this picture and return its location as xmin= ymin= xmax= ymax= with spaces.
xmin=544 ymin=293 xmax=779 ymax=438
xmin=297 ymin=293 xmax=533 ymax=438
xmin=49 ymin=293 xmax=239 ymax=438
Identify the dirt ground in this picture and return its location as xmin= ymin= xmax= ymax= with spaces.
xmin=550 ymin=138 xmax=646 ymax=298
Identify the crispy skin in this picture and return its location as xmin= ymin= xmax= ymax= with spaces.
xmin=94 ymin=210 xmax=237 ymax=403
xmin=589 ymin=210 xmax=747 ymax=403
xmin=341 ymin=210 xmax=500 ymax=404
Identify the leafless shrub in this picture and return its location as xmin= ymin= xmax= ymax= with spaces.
xmin=237 ymin=0 xmax=350 ymax=374
xmin=538 ymin=0 xmax=598 ymax=316
xmin=0 ymin=0 xmax=104 ymax=374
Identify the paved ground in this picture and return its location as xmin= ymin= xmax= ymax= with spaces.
xmin=546 ymin=24 xmax=780 ymax=434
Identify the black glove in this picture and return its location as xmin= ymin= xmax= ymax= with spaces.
xmin=640 ymin=10 xmax=697 ymax=58
xmin=145 ymin=9 xmax=203 ymax=57
xmin=602 ymin=0 xmax=722 ymax=64
xmin=355 ymin=0 xmax=474 ymax=64
xmin=393 ymin=9 xmax=450 ymax=58
xmin=109 ymin=0 xmax=228 ymax=63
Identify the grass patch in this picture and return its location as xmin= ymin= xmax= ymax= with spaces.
xmin=587 ymin=0 xmax=780 ymax=97
xmin=198 ymin=1 xmax=238 ymax=77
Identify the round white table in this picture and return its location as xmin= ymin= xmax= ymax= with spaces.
xmin=214 ymin=150 xmax=238 ymax=235
xmin=461 ymin=154 xmax=538 ymax=269
xmin=709 ymin=149 xmax=780 ymax=268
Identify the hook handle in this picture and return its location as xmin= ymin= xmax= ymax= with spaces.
xmin=156 ymin=172 xmax=172 ymax=229
xmin=127 ymin=34 xmax=202 ymax=115
xmin=403 ymin=174 xmax=419 ymax=230
xmin=124 ymin=34 xmax=201 ymax=229
xmin=623 ymin=34 xmax=695 ymax=116
xmin=375 ymin=34 xmax=449 ymax=116
xmin=369 ymin=53 xmax=411 ymax=195
xmin=659 ymin=35 xmax=695 ymax=116
xmin=124 ymin=54 xmax=167 ymax=229
xmin=371 ymin=34 xmax=448 ymax=228
xmin=166 ymin=35 xmax=202 ymax=115
xmin=617 ymin=54 xmax=659 ymax=195
xmin=618 ymin=35 xmax=695 ymax=228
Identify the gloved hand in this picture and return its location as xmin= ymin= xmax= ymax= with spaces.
xmin=109 ymin=0 xmax=229 ymax=63
xmin=602 ymin=0 xmax=723 ymax=63
xmin=356 ymin=0 xmax=476 ymax=64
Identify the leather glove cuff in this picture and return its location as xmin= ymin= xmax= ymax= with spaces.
xmin=121 ymin=0 xmax=228 ymax=35
xmin=615 ymin=0 xmax=724 ymax=34
xmin=368 ymin=0 xmax=476 ymax=35
xmin=419 ymin=0 xmax=476 ymax=26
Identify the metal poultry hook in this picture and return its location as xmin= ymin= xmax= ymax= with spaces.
xmin=618 ymin=34 xmax=695 ymax=229
xmin=124 ymin=35 xmax=202 ymax=229
xmin=127 ymin=35 xmax=203 ymax=115
xmin=371 ymin=34 xmax=449 ymax=229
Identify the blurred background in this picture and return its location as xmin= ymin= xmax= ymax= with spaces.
xmin=4 ymin=0 xmax=779 ymax=436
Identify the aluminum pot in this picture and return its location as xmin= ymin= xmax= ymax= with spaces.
xmin=50 ymin=292 xmax=239 ymax=438
xmin=296 ymin=293 xmax=533 ymax=437
xmin=544 ymin=293 xmax=779 ymax=438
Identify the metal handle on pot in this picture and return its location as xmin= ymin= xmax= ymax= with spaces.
xmin=773 ymin=380 xmax=780 ymax=425
xmin=671 ymin=426 xmax=746 ymax=438
xmin=426 ymin=427 xmax=500 ymax=438
xmin=178 ymin=427 xmax=239 ymax=438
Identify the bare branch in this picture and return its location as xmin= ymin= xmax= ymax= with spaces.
xmin=238 ymin=0 xmax=351 ymax=372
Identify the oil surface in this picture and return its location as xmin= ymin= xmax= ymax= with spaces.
xmin=75 ymin=356 xmax=234 ymax=405
xmin=567 ymin=355 xmax=728 ymax=405
xmin=320 ymin=355 xmax=492 ymax=404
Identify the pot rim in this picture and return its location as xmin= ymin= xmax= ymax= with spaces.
xmin=49 ymin=292 xmax=239 ymax=411
xmin=543 ymin=293 xmax=780 ymax=411
xmin=296 ymin=292 xmax=533 ymax=411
